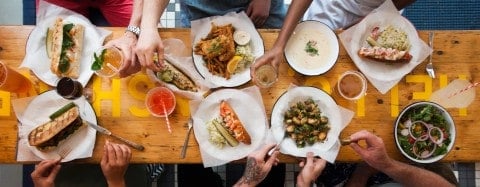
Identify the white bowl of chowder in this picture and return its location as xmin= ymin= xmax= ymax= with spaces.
xmin=284 ymin=20 xmax=339 ymax=75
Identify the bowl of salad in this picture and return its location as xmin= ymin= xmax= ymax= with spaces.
xmin=394 ymin=101 xmax=455 ymax=163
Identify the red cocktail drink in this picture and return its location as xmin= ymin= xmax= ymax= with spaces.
xmin=146 ymin=87 xmax=176 ymax=117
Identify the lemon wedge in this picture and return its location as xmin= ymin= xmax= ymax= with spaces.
xmin=227 ymin=56 xmax=243 ymax=74
xmin=233 ymin=30 xmax=251 ymax=45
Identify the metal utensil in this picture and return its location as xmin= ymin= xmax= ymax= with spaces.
xmin=426 ymin=32 xmax=435 ymax=78
xmin=180 ymin=118 xmax=193 ymax=159
xmin=85 ymin=120 xmax=145 ymax=151
xmin=268 ymin=138 xmax=285 ymax=156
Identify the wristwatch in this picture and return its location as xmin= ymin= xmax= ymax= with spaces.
xmin=126 ymin=25 xmax=141 ymax=37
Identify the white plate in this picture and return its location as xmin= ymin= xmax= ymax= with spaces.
xmin=271 ymin=86 xmax=341 ymax=156
xmin=192 ymin=89 xmax=267 ymax=161
xmin=192 ymin=15 xmax=264 ymax=87
xmin=343 ymin=12 xmax=428 ymax=83
xmin=24 ymin=15 xmax=102 ymax=87
xmin=22 ymin=90 xmax=97 ymax=162
xmin=284 ymin=21 xmax=339 ymax=76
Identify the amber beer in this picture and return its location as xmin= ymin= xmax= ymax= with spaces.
xmin=0 ymin=61 xmax=32 ymax=93
xmin=337 ymin=71 xmax=367 ymax=100
xmin=254 ymin=64 xmax=278 ymax=88
xmin=94 ymin=47 xmax=123 ymax=78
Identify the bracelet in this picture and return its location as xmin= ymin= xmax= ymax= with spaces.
xmin=125 ymin=25 xmax=141 ymax=37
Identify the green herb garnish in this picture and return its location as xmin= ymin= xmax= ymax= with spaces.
xmin=91 ymin=49 xmax=106 ymax=71
xmin=305 ymin=40 xmax=319 ymax=56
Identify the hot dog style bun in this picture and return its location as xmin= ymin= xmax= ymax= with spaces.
xmin=28 ymin=103 xmax=85 ymax=151
xmin=47 ymin=17 xmax=84 ymax=78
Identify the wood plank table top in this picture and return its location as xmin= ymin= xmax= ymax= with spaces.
xmin=0 ymin=26 xmax=479 ymax=164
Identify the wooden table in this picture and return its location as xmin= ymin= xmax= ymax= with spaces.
xmin=0 ymin=26 xmax=479 ymax=164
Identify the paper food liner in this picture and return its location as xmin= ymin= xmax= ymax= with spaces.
xmin=13 ymin=91 xmax=96 ymax=162
xmin=146 ymin=39 xmax=215 ymax=100
xmin=270 ymin=84 xmax=354 ymax=163
xmin=430 ymin=79 xmax=476 ymax=108
xmin=21 ymin=1 xmax=111 ymax=87
xmin=190 ymin=86 xmax=270 ymax=167
xmin=339 ymin=0 xmax=432 ymax=94
xmin=190 ymin=11 xmax=264 ymax=87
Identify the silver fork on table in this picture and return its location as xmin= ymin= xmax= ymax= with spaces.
xmin=180 ymin=118 xmax=193 ymax=159
xmin=426 ymin=32 xmax=435 ymax=78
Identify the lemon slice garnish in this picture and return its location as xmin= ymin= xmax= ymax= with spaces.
xmin=227 ymin=56 xmax=243 ymax=74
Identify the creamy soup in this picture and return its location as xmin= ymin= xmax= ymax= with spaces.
xmin=286 ymin=28 xmax=335 ymax=71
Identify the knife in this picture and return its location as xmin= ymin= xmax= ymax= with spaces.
xmin=85 ymin=120 xmax=145 ymax=151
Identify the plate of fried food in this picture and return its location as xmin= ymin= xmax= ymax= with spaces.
xmin=191 ymin=11 xmax=264 ymax=87
xmin=20 ymin=90 xmax=96 ymax=162
xmin=338 ymin=0 xmax=431 ymax=93
xmin=271 ymin=86 xmax=342 ymax=157
xmin=192 ymin=89 xmax=267 ymax=161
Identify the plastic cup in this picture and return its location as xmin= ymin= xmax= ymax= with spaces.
xmin=0 ymin=61 xmax=32 ymax=93
xmin=337 ymin=70 xmax=367 ymax=100
xmin=93 ymin=46 xmax=123 ymax=78
xmin=254 ymin=64 xmax=278 ymax=88
xmin=145 ymin=87 xmax=176 ymax=117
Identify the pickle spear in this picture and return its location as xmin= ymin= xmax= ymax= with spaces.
xmin=213 ymin=120 xmax=239 ymax=147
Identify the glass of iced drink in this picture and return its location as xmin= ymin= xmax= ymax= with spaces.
xmin=92 ymin=46 xmax=123 ymax=78
xmin=0 ymin=61 xmax=32 ymax=93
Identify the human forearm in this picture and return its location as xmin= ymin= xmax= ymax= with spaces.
xmin=272 ymin=0 xmax=313 ymax=50
xmin=128 ymin=0 xmax=144 ymax=27
xmin=140 ymin=0 xmax=169 ymax=30
xmin=383 ymin=160 xmax=454 ymax=186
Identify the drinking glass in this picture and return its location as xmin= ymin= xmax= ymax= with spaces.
xmin=254 ymin=64 xmax=278 ymax=88
xmin=55 ymin=77 xmax=84 ymax=100
xmin=337 ymin=70 xmax=367 ymax=101
xmin=0 ymin=61 xmax=32 ymax=93
xmin=92 ymin=46 xmax=123 ymax=78
xmin=145 ymin=87 xmax=176 ymax=117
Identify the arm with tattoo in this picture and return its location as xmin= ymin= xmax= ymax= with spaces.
xmin=234 ymin=144 xmax=279 ymax=187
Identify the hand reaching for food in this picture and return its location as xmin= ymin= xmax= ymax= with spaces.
xmin=234 ymin=144 xmax=279 ymax=187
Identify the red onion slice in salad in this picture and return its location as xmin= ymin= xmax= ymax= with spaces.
xmin=428 ymin=126 xmax=444 ymax=144
xmin=409 ymin=121 xmax=429 ymax=140
xmin=412 ymin=139 xmax=437 ymax=159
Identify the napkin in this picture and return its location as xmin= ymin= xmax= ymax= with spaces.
xmin=190 ymin=11 xmax=264 ymax=87
xmin=338 ymin=0 xmax=432 ymax=94
xmin=190 ymin=86 xmax=269 ymax=167
xmin=146 ymin=38 xmax=217 ymax=100
xmin=12 ymin=92 xmax=96 ymax=162
xmin=270 ymin=84 xmax=354 ymax=163
xmin=21 ymin=0 xmax=111 ymax=87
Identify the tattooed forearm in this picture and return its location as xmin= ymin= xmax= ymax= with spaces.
xmin=236 ymin=157 xmax=267 ymax=186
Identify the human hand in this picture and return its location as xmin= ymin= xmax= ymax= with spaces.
xmin=100 ymin=141 xmax=132 ymax=187
xmin=135 ymin=27 xmax=164 ymax=72
xmin=31 ymin=159 xmax=61 ymax=187
xmin=246 ymin=0 xmax=271 ymax=27
xmin=104 ymin=32 xmax=141 ymax=77
xmin=249 ymin=46 xmax=283 ymax=82
xmin=234 ymin=144 xmax=279 ymax=187
xmin=296 ymin=152 xmax=326 ymax=187
xmin=349 ymin=130 xmax=394 ymax=171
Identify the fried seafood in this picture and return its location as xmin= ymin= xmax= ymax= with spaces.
xmin=194 ymin=23 xmax=236 ymax=79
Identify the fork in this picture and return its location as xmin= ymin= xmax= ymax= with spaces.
xmin=180 ymin=118 xmax=193 ymax=159
xmin=57 ymin=144 xmax=74 ymax=161
xmin=426 ymin=32 xmax=435 ymax=78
